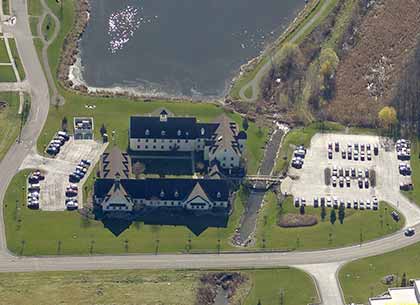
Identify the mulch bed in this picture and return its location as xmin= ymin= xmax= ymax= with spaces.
xmin=278 ymin=213 xmax=318 ymax=228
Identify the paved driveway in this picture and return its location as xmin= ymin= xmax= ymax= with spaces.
xmin=287 ymin=133 xmax=420 ymax=226
xmin=19 ymin=139 xmax=106 ymax=210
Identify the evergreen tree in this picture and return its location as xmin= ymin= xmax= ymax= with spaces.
xmin=401 ymin=272 xmax=407 ymax=287
xmin=338 ymin=205 xmax=345 ymax=224
xmin=243 ymin=117 xmax=249 ymax=131
xmin=321 ymin=206 xmax=327 ymax=221
xmin=300 ymin=204 xmax=305 ymax=215
xmin=330 ymin=209 xmax=337 ymax=225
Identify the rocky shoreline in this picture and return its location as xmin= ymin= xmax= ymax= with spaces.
xmin=58 ymin=0 xmax=90 ymax=90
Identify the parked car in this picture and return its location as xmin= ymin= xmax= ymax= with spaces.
xmin=334 ymin=142 xmax=340 ymax=152
xmin=353 ymin=200 xmax=358 ymax=210
xmin=391 ymin=211 xmax=400 ymax=222
xmin=57 ymin=131 xmax=70 ymax=141
xmin=404 ymin=227 xmax=415 ymax=237
xmin=374 ymin=144 xmax=379 ymax=156
xmin=69 ymin=174 xmax=81 ymax=183
xmin=346 ymin=177 xmax=351 ymax=187
xmin=313 ymin=197 xmax=319 ymax=208
xmin=294 ymin=197 xmax=300 ymax=207
xmin=347 ymin=201 xmax=352 ymax=209
xmin=358 ymin=178 xmax=363 ymax=188
xmin=364 ymin=178 xmax=369 ymax=188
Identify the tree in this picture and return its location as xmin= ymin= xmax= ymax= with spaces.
xmin=378 ymin=106 xmax=398 ymax=130
xmin=401 ymin=272 xmax=407 ymax=287
xmin=61 ymin=116 xmax=68 ymax=131
xmin=242 ymin=117 xmax=249 ymax=131
xmin=257 ymin=300 xmax=262 ymax=305
xmin=321 ymin=206 xmax=327 ymax=221
xmin=319 ymin=48 xmax=339 ymax=100
xmin=100 ymin=123 xmax=107 ymax=136
xmin=330 ymin=209 xmax=337 ymax=225
xmin=132 ymin=161 xmax=145 ymax=179
xmin=299 ymin=204 xmax=305 ymax=215
xmin=338 ymin=205 xmax=346 ymax=224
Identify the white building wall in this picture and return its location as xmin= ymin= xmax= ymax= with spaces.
xmin=212 ymin=147 xmax=240 ymax=169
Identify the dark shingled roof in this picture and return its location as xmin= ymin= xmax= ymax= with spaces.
xmin=94 ymin=178 xmax=229 ymax=202
xmin=130 ymin=116 xmax=199 ymax=139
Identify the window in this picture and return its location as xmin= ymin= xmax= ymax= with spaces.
xmin=185 ymin=140 xmax=188 ymax=143
xmin=145 ymin=139 xmax=149 ymax=143
xmin=177 ymin=139 xmax=180 ymax=143
xmin=223 ymin=157 xmax=226 ymax=160
xmin=231 ymin=157 xmax=234 ymax=161
xmin=161 ymin=145 xmax=164 ymax=149
xmin=137 ymin=145 xmax=141 ymax=149
xmin=153 ymin=145 xmax=156 ymax=149
xmin=169 ymin=146 xmax=172 ymax=149
xmin=169 ymin=140 xmax=173 ymax=143
xmin=153 ymin=139 xmax=157 ymax=143
xmin=145 ymin=145 xmax=148 ymax=149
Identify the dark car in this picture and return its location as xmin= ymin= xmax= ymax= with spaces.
xmin=391 ymin=211 xmax=400 ymax=222
xmin=69 ymin=174 xmax=81 ymax=183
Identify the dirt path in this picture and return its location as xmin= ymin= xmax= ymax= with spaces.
xmin=238 ymin=0 xmax=335 ymax=102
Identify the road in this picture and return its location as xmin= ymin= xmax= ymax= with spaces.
xmin=0 ymin=1 xmax=419 ymax=305
xmin=0 ymin=0 xmax=50 ymax=253
xmin=238 ymin=0 xmax=335 ymax=102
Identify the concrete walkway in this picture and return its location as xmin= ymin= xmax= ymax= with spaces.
xmin=296 ymin=262 xmax=345 ymax=305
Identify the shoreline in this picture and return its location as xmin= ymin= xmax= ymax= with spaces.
xmin=61 ymin=0 xmax=315 ymax=103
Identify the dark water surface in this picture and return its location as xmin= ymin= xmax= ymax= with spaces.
xmin=80 ymin=0 xmax=306 ymax=98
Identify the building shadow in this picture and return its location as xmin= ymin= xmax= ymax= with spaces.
xmin=96 ymin=209 xmax=229 ymax=237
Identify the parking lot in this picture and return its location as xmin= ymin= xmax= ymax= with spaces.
xmin=20 ymin=138 xmax=107 ymax=211
xmin=281 ymin=133 xmax=420 ymax=225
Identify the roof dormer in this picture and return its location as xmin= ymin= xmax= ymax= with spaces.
xmin=160 ymin=189 xmax=165 ymax=198
xmin=160 ymin=109 xmax=168 ymax=122
xmin=177 ymin=130 xmax=182 ymax=136
xmin=145 ymin=129 xmax=150 ymax=136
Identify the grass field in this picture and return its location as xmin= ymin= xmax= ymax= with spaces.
xmin=42 ymin=14 xmax=56 ymax=42
xmin=4 ymin=170 xmax=250 ymax=255
xmin=273 ymin=121 xmax=344 ymax=175
xmin=2 ymin=0 xmax=9 ymax=15
xmin=0 ymin=38 xmax=10 ymax=63
xmin=0 ymin=65 xmax=16 ymax=82
xmin=339 ymin=241 xmax=420 ymax=304
xmin=28 ymin=0 xmax=42 ymax=16
xmin=30 ymin=16 xmax=39 ymax=36
xmin=0 ymin=267 xmax=318 ymax=305
xmin=403 ymin=140 xmax=420 ymax=206
xmin=255 ymin=194 xmax=404 ymax=251
xmin=8 ymin=38 xmax=26 ymax=80
xmin=0 ymin=92 xmax=20 ymax=160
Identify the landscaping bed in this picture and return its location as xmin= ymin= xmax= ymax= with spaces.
xmin=278 ymin=213 xmax=318 ymax=228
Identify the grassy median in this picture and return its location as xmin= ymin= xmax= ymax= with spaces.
xmin=255 ymin=194 xmax=404 ymax=251
xmin=0 ymin=92 xmax=20 ymax=160
xmin=0 ymin=267 xmax=318 ymax=305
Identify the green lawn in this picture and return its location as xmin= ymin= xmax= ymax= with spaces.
xmin=30 ymin=16 xmax=39 ymax=36
xmin=243 ymin=268 xmax=319 ymax=305
xmin=28 ymin=0 xmax=42 ymax=16
xmin=0 ymin=38 xmax=10 ymax=63
xmin=8 ymin=38 xmax=26 ymax=80
xmin=403 ymin=140 xmax=420 ymax=206
xmin=273 ymin=121 xmax=344 ymax=175
xmin=0 ymin=92 xmax=20 ymax=160
xmin=0 ymin=267 xmax=317 ymax=305
xmin=42 ymin=14 xmax=56 ymax=42
xmin=2 ymin=0 xmax=9 ymax=15
xmin=0 ymin=65 xmax=16 ymax=82
xmin=255 ymin=194 xmax=404 ymax=251
xmin=339 ymin=241 xmax=420 ymax=304
xmin=4 ymin=170 xmax=249 ymax=256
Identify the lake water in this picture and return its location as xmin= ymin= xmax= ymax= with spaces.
xmin=80 ymin=0 xmax=306 ymax=98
